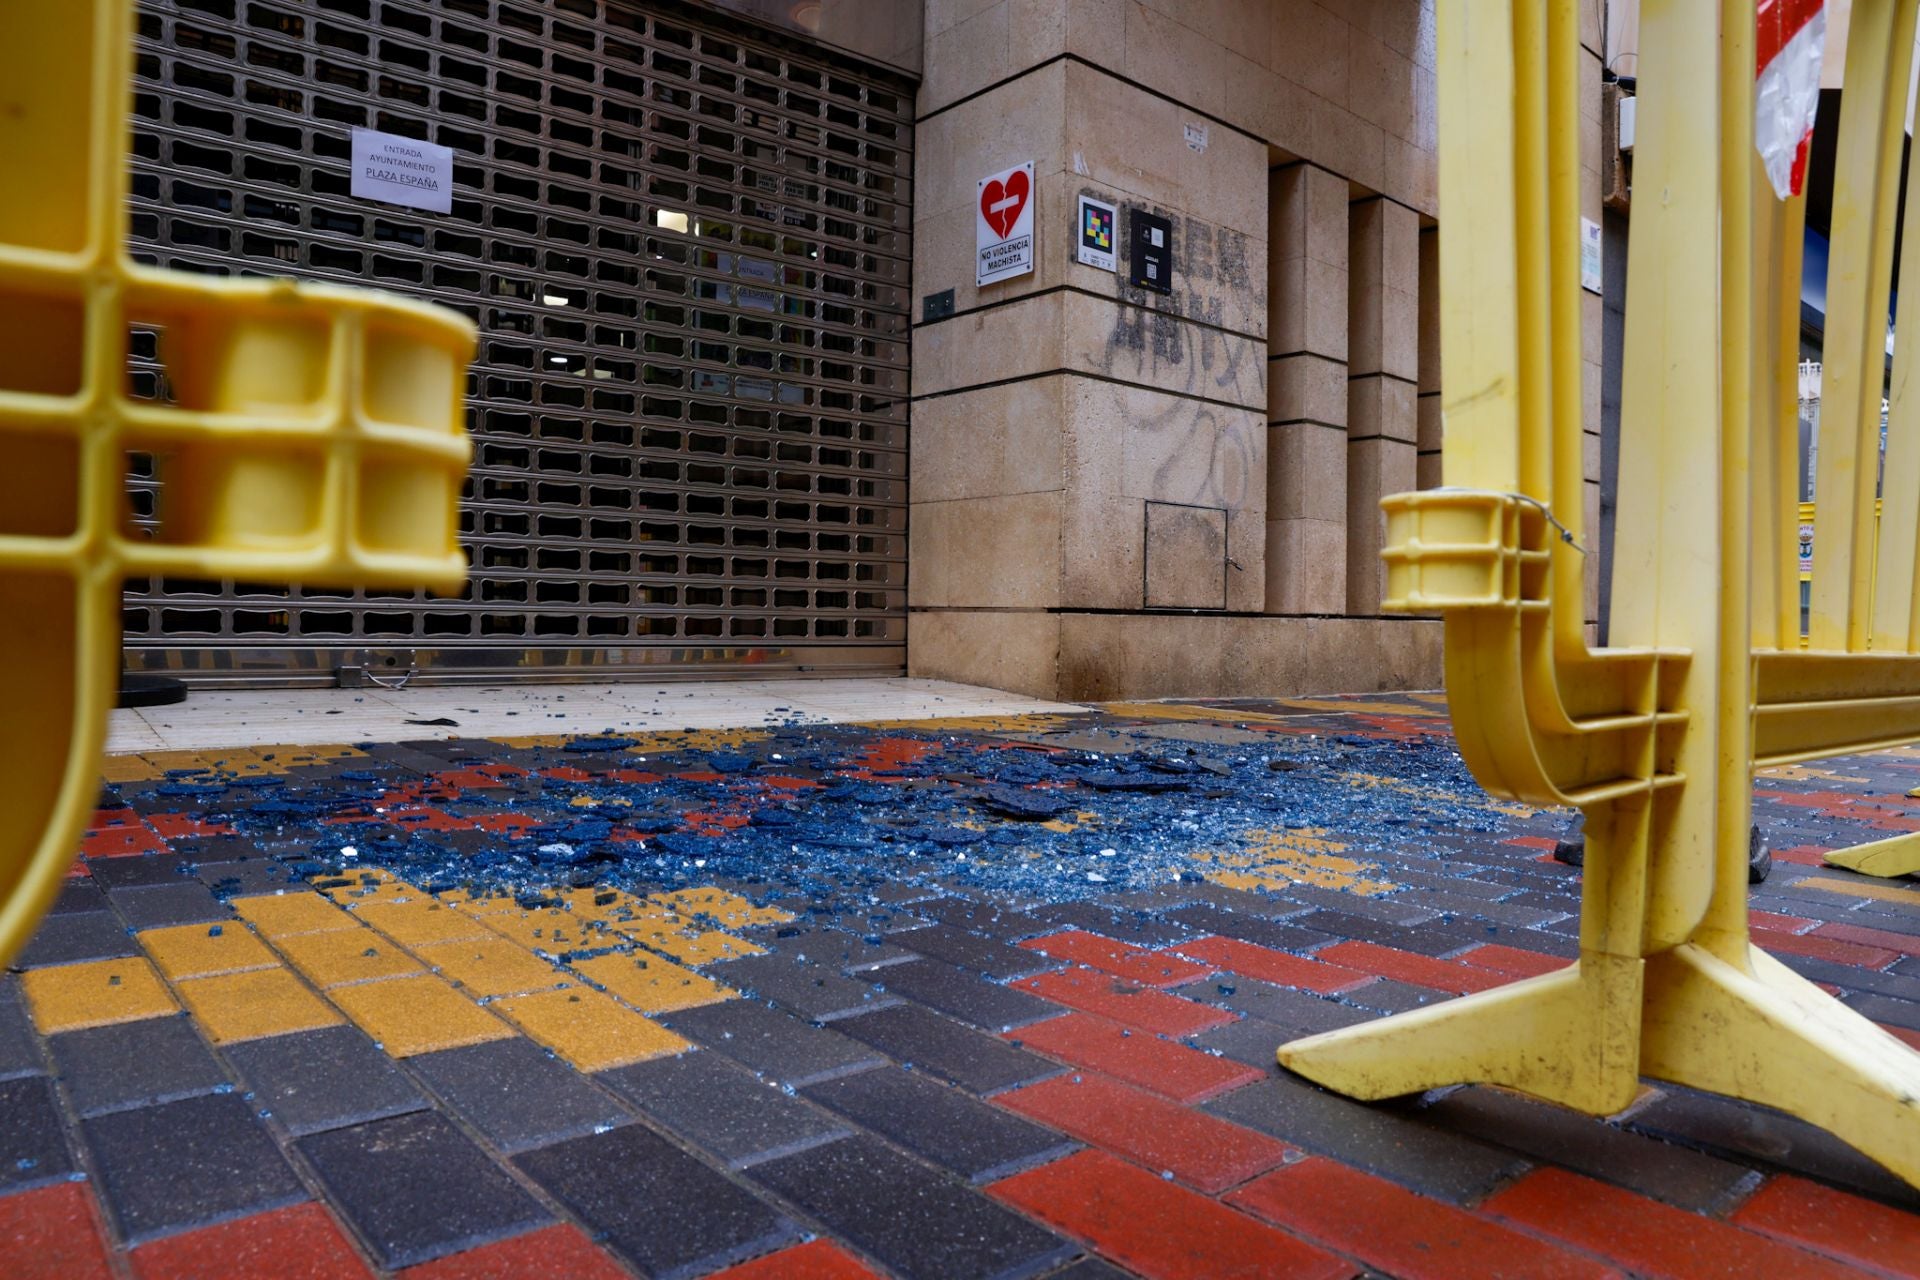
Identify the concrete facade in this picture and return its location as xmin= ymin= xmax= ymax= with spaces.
xmin=903 ymin=1 xmax=1603 ymax=700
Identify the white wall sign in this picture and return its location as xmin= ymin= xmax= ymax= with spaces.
xmin=351 ymin=128 xmax=454 ymax=214
xmin=1076 ymin=195 xmax=1117 ymax=272
xmin=1183 ymin=122 xmax=1210 ymax=153
xmin=976 ymin=161 xmax=1035 ymax=286
xmin=1580 ymin=216 xmax=1603 ymax=294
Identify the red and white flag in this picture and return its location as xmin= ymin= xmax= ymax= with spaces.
xmin=1755 ymin=0 xmax=1825 ymax=198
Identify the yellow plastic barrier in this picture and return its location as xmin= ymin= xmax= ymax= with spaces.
xmin=0 ymin=2 xmax=473 ymax=966
xmin=1279 ymin=0 xmax=1920 ymax=1188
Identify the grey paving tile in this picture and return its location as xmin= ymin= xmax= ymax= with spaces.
xmin=1625 ymin=1088 xmax=1920 ymax=1210
xmin=1186 ymin=1016 xmax=1296 ymax=1070
xmin=869 ymin=959 xmax=1063 ymax=1033
xmin=1275 ymin=887 xmax=1443 ymax=927
xmin=598 ymin=1049 xmax=848 ymax=1168
xmin=0 ymin=1076 xmax=75 ymax=1193
xmin=411 ymin=1038 xmax=626 ymax=1154
xmin=0 ymin=988 xmax=41 ymax=1082
xmin=88 ymin=854 xmax=199 ymax=890
xmin=767 ymin=926 xmax=918 ymax=973
xmin=48 ymin=881 xmax=108 ymax=915
xmin=14 ymin=911 xmax=136 ymax=968
xmin=713 ymin=952 xmax=901 ymax=1022
xmin=1287 ymin=910 xmax=1463 ymax=957
xmin=914 ymin=898 xmax=1054 ymax=942
xmin=196 ymin=857 xmax=307 ymax=899
xmin=1161 ymin=904 xmax=1339 ymax=954
xmin=1173 ymin=976 xmax=1377 ymax=1036
xmin=84 ymin=1092 xmax=304 ymax=1245
xmin=1023 ymin=902 xmax=1193 ymax=947
xmin=1419 ymin=1085 xmax=1760 ymax=1213
xmin=49 ymin=1014 xmax=228 ymax=1117
xmin=750 ymin=1134 xmax=1073 ymax=1280
xmin=1205 ymin=1074 xmax=1530 ymax=1204
xmin=658 ymin=1000 xmax=885 ymax=1088
xmin=108 ymin=883 xmax=232 ymax=931
xmin=832 ymin=1004 xmax=1062 ymax=1096
xmin=225 ymin=1025 xmax=426 ymax=1137
xmin=894 ymin=924 xmax=1066 ymax=981
xmin=803 ymin=1067 xmax=1074 ymax=1183
xmin=517 ymin=1123 xmax=796 ymax=1279
xmin=1343 ymin=978 xmax=1457 ymax=1014
xmin=299 ymin=1110 xmax=550 ymax=1269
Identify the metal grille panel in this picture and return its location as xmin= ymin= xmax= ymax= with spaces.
xmin=123 ymin=0 xmax=910 ymax=680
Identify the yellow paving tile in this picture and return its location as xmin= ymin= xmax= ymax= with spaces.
xmin=1099 ymin=702 xmax=1292 ymax=724
xmin=867 ymin=714 xmax=1074 ymax=733
xmin=648 ymin=887 xmax=794 ymax=930
xmin=619 ymin=919 xmax=766 ymax=966
xmin=139 ymin=921 xmax=278 ymax=981
xmin=274 ymin=927 xmax=425 ymax=988
xmin=553 ymin=886 xmax=660 ymax=925
xmin=100 ymin=755 xmax=164 ymax=783
xmin=572 ymin=951 xmax=736 ymax=1014
xmin=624 ymin=727 xmax=772 ymax=754
xmin=411 ymin=937 xmax=569 ymax=998
xmin=352 ymin=899 xmax=494 ymax=948
xmin=313 ymin=867 xmax=409 ymax=902
xmin=175 ymin=967 xmax=343 ymax=1044
xmin=493 ymin=985 xmax=690 ymax=1071
xmin=232 ymin=891 xmax=360 ymax=938
xmin=482 ymin=906 xmax=623 ymax=955
xmin=21 ymin=958 xmax=176 ymax=1034
xmin=328 ymin=974 xmax=514 ymax=1056
xmin=1796 ymin=875 xmax=1920 ymax=907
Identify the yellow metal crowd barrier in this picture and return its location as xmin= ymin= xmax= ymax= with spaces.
xmin=0 ymin=2 xmax=474 ymax=966
xmin=1279 ymin=0 xmax=1920 ymax=1188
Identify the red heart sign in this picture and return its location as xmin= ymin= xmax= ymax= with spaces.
xmin=980 ymin=169 xmax=1030 ymax=239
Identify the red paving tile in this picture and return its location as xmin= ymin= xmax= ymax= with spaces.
xmin=1016 ymin=931 xmax=1212 ymax=987
xmin=81 ymin=824 xmax=167 ymax=857
xmin=401 ymin=1224 xmax=627 ymax=1280
xmin=1483 ymin=1167 xmax=1870 ymax=1280
xmin=1731 ymin=1175 xmax=1920 ymax=1278
xmin=1226 ymin=1158 xmax=1622 ymax=1280
xmin=1883 ymin=1023 xmax=1920 ymax=1051
xmin=0 ymin=1183 xmax=116 ymax=1280
xmin=991 ymin=1149 xmax=1352 ymax=1280
xmin=1750 ymin=909 xmax=1818 ymax=934
xmin=131 ymin=1202 xmax=370 ymax=1280
xmin=1773 ymin=845 xmax=1833 ymax=866
xmin=1010 ymin=1012 xmax=1259 ymax=1102
xmin=1456 ymin=943 xmax=1573 ymax=979
xmin=1171 ymin=936 xmax=1372 ymax=993
xmin=1504 ymin=836 xmax=1559 ymax=850
xmin=995 ymin=1070 xmax=1294 ymax=1193
xmin=1812 ymin=921 xmax=1920 ymax=958
xmin=1013 ymin=968 xmax=1235 ymax=1036
xmin=1314 ymin=941 xmax=1510 ymax=995
xmin=709 ymin=1239 xmax=887 ymax=1279
xmin=145 ymin=813 xmax=233 ymax=839
xmin=1752 ymin=928 xmax=1899 ymax=970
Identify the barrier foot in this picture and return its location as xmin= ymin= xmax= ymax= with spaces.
xmin=1821 ymin=831 xmax=1920 ymax=878
xmin=1642 ymin=943 xmax=1920 ymax=1187
xmin=1277 ymin=953 xmax=1644 ymax=1114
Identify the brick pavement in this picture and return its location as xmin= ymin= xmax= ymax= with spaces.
xmin=4 ymin=693 xmax=1920 ymax=1277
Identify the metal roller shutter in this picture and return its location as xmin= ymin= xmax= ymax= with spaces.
xmin=122 ymin=0 xmax=912 ymax=684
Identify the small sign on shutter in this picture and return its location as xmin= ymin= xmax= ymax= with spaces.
xmin=351 ymin=128 xmax=454 ymax=214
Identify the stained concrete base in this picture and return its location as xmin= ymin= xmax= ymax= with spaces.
xmin=908 ymin=611 xmax=1443 ymax=702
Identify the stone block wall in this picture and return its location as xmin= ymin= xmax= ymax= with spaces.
xmin=906 ymin=0 xmax=1604 ymax=699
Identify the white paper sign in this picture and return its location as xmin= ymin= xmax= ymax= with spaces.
xmin=976 ymin=161 xmax=1035 ymax=286
xmin=1183 ymin=122 xmax=1210 ymax=153
xmin=1580 ymin=216 xmax=1602 ymax=293
xmin=351 ymin=128 xmax=454 ymax=214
